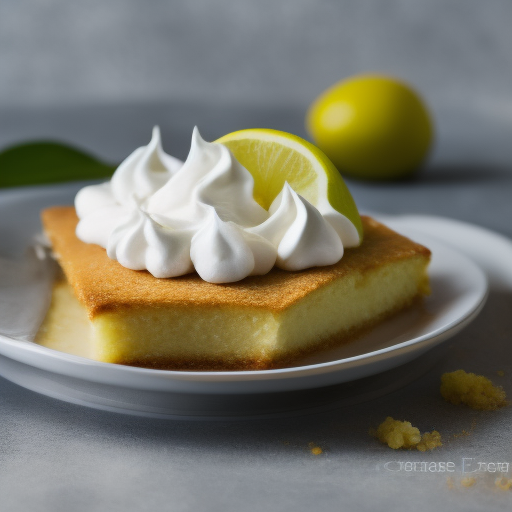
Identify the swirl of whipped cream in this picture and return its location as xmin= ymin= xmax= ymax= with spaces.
xmin=75 ymin=126 xmax=360 ymax=283
xmin=111 ymin=125 xmax=183 ymax=205
xmin=190 ymin=207 xmax=276 ymax=283
xmin=75 ymin=127 xmax=183 ymax=247
xmin=147 ymin=127 xmax=268 ymax=228
xmin=107 ymin=207 xmax=194 ymax=278
xmin=248 ymin=183 xmax=343 ymax=270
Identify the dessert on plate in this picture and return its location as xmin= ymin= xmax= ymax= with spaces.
xmin=38 ymin=127 xmax=430 ymax=370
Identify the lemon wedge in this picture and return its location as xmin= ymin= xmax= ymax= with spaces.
xmin=215 ymin=128 xmax=363 ymax=243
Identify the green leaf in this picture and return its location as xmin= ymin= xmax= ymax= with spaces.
xmin=0 ymin=141 xmax=117 ymax=188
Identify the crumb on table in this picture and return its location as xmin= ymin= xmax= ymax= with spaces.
xmin=460 ymin=476 xmax=477 ymax=488
xmin=440 ymin=370 xmax=508 ymax=410
xmin=308 ymin=442 xmax=323 ymax=455
xmin=495 ymin=477 xmax=512 ymax=491
xmin=372 ymin=417 xmax=441 ymax=451
xmin=416 ymin=430 xmax=442 ymax=452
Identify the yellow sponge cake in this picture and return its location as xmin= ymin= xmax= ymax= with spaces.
xmin=37 ymin=207 xmax=430 ymax=370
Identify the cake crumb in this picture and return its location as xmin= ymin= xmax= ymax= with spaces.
xmin=372 ymin=417 xmax=441 ymax=451
xmin=495 ymin=477 xmax=512 ymax=491
xmin=374 ymin=417 xmax=420 ymax=449
xmin=416 ymin=430 xmax=442 ymax=452
xmin=460 ymin=476 xmax=476 ymax=488
xmin=453 ymin=418 xmax=477 ymax=439
xmin=497 ymin=370 xmax=505 ymax=377
xmin=308 ymin=442 xmax=323 ymax=455
xmin=440 ymin=370 xmax=508 ymax=410
xmin=452 ymin=429 xmax=471 ymax=439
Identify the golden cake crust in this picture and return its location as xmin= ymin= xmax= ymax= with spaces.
xmin=41 ymin=207 xmax=430 ymax=318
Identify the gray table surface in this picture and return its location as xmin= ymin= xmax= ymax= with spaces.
xmin=1 ymin=103 xmax=511 ymax=511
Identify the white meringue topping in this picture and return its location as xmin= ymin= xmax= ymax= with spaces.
xmin=249 ymin=183 xmax=343 ymax=270
xmin=107 ymin=207 xmax=194 ymax=278
xmin=111 ymin=125 xmax=182 ymax=206
xmin=147 ymin=127 xmax=268 ymax=228
xmin=75 ymin=126 xmax=359 ymax=283
xmin=190 ymin=208 xmax=276 ymax=283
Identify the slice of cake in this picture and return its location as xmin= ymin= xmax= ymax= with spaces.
xmin=38 ymin=207 xmax=430 ymax=370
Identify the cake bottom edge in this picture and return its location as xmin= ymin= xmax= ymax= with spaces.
xmin=111 ymin=295 xmax=425 ymax=372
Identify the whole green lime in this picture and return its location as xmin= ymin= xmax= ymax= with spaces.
xmin=306 ymin=75 xmax=434 ymax=180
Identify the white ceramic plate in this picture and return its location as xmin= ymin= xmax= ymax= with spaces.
xmin=0 ymin=184 xmax=491 ymax=419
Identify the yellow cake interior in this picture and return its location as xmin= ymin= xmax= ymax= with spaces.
xmin=36 ymin=277 xmax=92 ymax=359
xmin=37 ymin=255 xmax=428 ymax=368
xmin=37 ymin=208 xmax=430 ymax=370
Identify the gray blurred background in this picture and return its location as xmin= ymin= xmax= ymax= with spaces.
xmin=1 ymin=0 xmax=511 ymax=111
